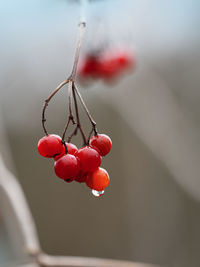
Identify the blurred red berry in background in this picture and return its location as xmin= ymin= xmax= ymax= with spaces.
xmin=78 ymin=48 xmax=136 ymax=83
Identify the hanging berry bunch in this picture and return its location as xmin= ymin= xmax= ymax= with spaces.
xmin=78 ymin=48 xmax=136 ymax=83
xmin=37 ymin=23 xmax=112 ymax=197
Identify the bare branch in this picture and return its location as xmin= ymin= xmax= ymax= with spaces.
xmin=38 ymin=253 xmax=153 ymax=267
xmin=71 ymin=83 xmax=87 ymax=145
xmin=0 ymin=153 xmax=156 ymax=267
xmin=62 ymin=81 xmax=76 ymax=142
xmin=0 ymin=155 xmax=41 ymax=256
xmin=73 ymin=84 xmax=97 ymax=136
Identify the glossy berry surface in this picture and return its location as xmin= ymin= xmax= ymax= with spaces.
xmin=54 ymin=154 xmax=80 ymax=180
xmin=54 ymin=142 xmax=78 ymax=160
xmin=89 ymin=134 xmax=112 ymax=156
xmin=38 ymin=134 xmax=65 ymax=158
xmin=86 ymin=167 xmax=110 ymax=191
xmin=75 ymin=171 xmax=87 ymax=183
xmin=66 ymin=143 xmax=78 ymax=155
xmin=75 ymin=146 xmax=101 ymax=172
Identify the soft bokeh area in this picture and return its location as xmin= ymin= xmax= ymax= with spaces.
xmin=1 ymin=0 xmax=200 ymax=266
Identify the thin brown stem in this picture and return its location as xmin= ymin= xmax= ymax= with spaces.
xmin=68 ymin=81 xmax=75 ymax=123
xmin=87 ymin=128 xmax=95 ymax=145
xmin=61 ymin=81 xmax=76 ymax=142
xmin=67 ymin=125 xmax=78 ymax=143
xmin=60 ymin=22 xmax=86 ymax=142
xmin=42 ymin=79 xmax=69 ymax=135
xmin=73 ymin=84 xmax=98 ymax=136
xmin=42 ymin=22 xmax=85 ymax=136
xmin=41 ymin=20 xmax=97 ymax=147
xmin=71 ymin=83 xmax=87 ymax=145
xmin=62 ymin=117 xmax=71 ymax=140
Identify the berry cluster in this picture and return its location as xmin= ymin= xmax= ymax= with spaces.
xmin=38 ymin=23 xmax=114 ymax=197
xmin=79 ymin=49 xmax=135 ymax=82
xmin=38 ymin=134 xmax=112 ymax=196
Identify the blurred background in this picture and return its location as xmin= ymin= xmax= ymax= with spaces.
xmin=0 ymin=0 xmax=200 ymax=266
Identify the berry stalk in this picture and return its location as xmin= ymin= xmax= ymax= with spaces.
xmin=41 ymin=21 xmax=96 ymax=145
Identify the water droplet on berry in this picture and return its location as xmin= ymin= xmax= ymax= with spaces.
xmin=92 ymin=190 xmax=104 ymax=197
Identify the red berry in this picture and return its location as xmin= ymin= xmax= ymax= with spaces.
xmin=98 ymin=50 xmax=135 ymax=80
xmin=86 ymin=167 xmax=110 ymax=191
xmin=38 ymin=134 xmax=65 ymax=158
xmin=115 ymin=52 xmax=133 ymax=69
xmin=89 ymin=134 xmax=112 ymax=156
xmin=79 ymin=55 xmax=100 ymax=78
xmin=75 ymin=171 xmax=87 ymax=183
xmin=54 ymin=154 xmax=80 ymax=180
xmin=75 ymin=146 xmax=101 ymax=172
xmin=54 ymin=153 xmax=64 ymax=161
xmin=99 ymin=58 xmax=121 ymax=79
xmin=54 ymin=142 xmax=78 ymax=160
xmin=66 ymin=143 xmax=78 ymax=155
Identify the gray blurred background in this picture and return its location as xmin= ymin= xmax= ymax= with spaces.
xmin=0 ymin=0 xmax=200 ymax=266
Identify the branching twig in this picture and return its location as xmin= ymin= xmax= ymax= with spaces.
xmin=87 ymin=127 xmax=95 ymax=145
xmin=0 ymin=155 xmax=41 ymax=257
xmin=41 ymin=22 xmax=89 ymax=144
xmin=42 ymin=79 xmax=69 ymax=136
xmin=37 ymin=253 xmax=146 ymax=267
xmin=61 ymin=81 xmax=76 ymax=142
xmin=1 ymin=5 xmax=153 ymax=267
xmin=68 ymin=83 xmax=87 ymax=145
xmin=74 ymin=84 xmax=98 ymax=136
xmin=68 ymin=81 xmax=75 ymax=123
